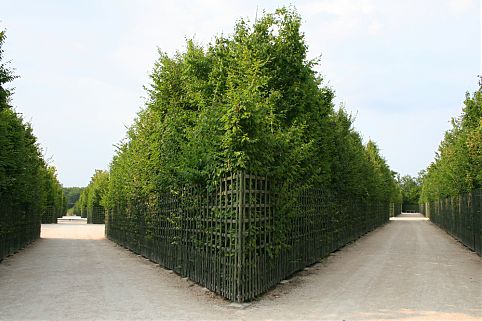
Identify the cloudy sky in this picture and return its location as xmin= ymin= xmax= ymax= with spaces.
xmin=1 ymin=0 xmax=480 ymax=187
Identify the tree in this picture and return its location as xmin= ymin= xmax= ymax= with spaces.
xmin=103 ymin=8 xmax=400 ymax=242
xmin=365 ymin=140 xmax=401 ymax=203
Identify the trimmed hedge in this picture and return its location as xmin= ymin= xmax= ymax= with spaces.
xmin=104 ymin=8 xmax=400 ymax=302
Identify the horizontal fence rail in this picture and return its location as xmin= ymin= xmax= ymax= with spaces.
xmin=106 ymin=172 xmax=390 ymax=302
xmin=423 ymin=189 xmax=481 ymax=256
xmin=0 ymin=204 xmax=41 ymax=261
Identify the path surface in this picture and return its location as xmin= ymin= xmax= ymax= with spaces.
xmin=0 ymin=214 xmax=481 ymax=320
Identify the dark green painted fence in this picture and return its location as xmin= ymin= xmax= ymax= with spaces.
xmin=0 ymin=204 xmax=41 ymax=261
xmin=425 ymin=189 xmax=481 ymax=256
xmin=106 ymin=172 xmax=390 ymax=302
xmin=41 ymin=205 xmax=63 ymax=223
xmin=390 ymin=203 xmax=402 ymax=217
xmin=87 ymin=206 xmax=105 ymax=224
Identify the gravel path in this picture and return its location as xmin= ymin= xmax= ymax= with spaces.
xmin=0 ymin=214 xmax=480 ymax=320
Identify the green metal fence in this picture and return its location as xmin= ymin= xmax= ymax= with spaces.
xmin=87 ymin=206 xmax=105 ymax=224
xmin=390 ymin=203 xmax=402 ymax=217
xmin=0 ymin=204 xmax=41 ymax=261
xmin=106 ymin=172 xmax=390 ymax=302
xmin=425 ymin=189 xmax=481 ymax=256
xmin=41 ymin=205 xmax=62 ymax=223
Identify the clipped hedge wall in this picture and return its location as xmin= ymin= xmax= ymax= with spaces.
xmin=104 ymin=8 xmax=399 ymax=302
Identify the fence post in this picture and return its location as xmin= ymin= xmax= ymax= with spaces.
xmin=474 ymin=189 xmax=481 ymax=256
xmin=236 ymin=171 xmax=246 ymax=302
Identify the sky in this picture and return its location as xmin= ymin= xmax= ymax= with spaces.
xmin=1 ymin=0 xmax=480 ymax=187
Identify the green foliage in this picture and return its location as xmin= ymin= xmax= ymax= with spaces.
xmin=106 ymin=9 xmax=331 ymax=205
xmin=39 ymin=166 xmax=65 ymax=223
xmin=399 ymin=175 xmax=421 ymax=205
xmin=0 ymin=30 xmax=16 ymax=112
xmin=1 ymin=30 xmax=64 ymax=259
xmin=106 ymin=8 xmax=398 ymax=204
xmin=329 ymin=109 xmax=401 ymax=203
xmin=74 ymin=170 xmax=109 ymax=221
xmin=421 ymin=84 xmax=482 ymax=201
xmin=104 ymin=8 xmax=400 ymax=253
xmin=101 ymin=9 xmax=402 ymax=300
xmin=364 ymin=140 xmax=401 ymax=203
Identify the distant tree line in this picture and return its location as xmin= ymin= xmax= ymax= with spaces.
xmin=1 ymin=30 xmax=65 ymax=259
xmin=399 ymin=175 xmax=421 ymax=205
xmin=63 ymin=186 xmax=84 ymax=214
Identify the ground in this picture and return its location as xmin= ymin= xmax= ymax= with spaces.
xmin=0 ymin=214 xmax=481 ymax=320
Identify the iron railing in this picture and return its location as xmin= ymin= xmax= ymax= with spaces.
xmin=423 ymin=189 xmax=481 ymax=256
xmin=106 ymin=172 xmax=390 ymax=302
xmin=87 ymin=206 xmax=105 ymax=224
xmin=0 ymin=204 xmax=41 ymax=261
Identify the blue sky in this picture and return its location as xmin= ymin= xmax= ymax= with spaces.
xmin=1 ymin=0 xmax=480 ymax=187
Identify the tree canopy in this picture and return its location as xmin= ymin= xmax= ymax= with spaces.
xmin=104 ymin=8 xmax=400 ymax=217
xmin=421 ymin=83 xmax=482 ymax=201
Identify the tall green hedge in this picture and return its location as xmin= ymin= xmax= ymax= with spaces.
xmin=421 ymin=84 xmax=482 ymax=201
xmin=74 ymin=170 xmax=109 ymax=223
xmin=104 ymin=8 xmax=399 ymax=210
xmin=420 ymin=82 xmax=481 ymax=253
xmin=0 ymin=30 xmax=64 ymax=260
xmin=104 ymin=8 xmax=400 ymax=300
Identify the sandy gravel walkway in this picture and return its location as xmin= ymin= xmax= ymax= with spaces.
xmin=0 ymin=215 xmax=480 ymax=320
